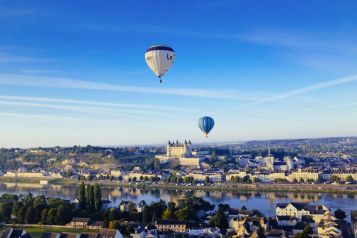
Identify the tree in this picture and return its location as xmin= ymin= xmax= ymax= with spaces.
xmin=40 ymin=208 xmax=49 ymax=224
xmin=205 ymin=176 xmax=210 ymax=184
xmin=330 ymin=175 xmax=340 ymax=183
xmin=17 ymin=206 xmax=26 ymax=223
xmin=162 ymin=208 xmax=173 ymax=220
xmin=346 ymin=175 xmax=354 ymax=183
xmin=79 ymin=182 xmax=86 ymax=209
xmin=303 ymin=225 xmax=313 ymax=235
xmin=257 ymin=225 xmax=265 ymax=237
xmin=334 ymin=209 xmax=346 ymax=220
xmin=142 ymin=206 xmax=150 ymax=224
xmin=25 ymin=206 xmax=34 ymax=224
xmin=0 ymin=202 xmax=12 ymax=223
xmin=211 ymin=208 xmax=228 ymax=229
xmin=47 ymin=208 xmax=57 ymax=224
xmin=56 ymin=205 xmax=71 ymax=225
xmin=86 ymin=184 xmax=91 ymax=210
xmin=174 ymin=206 xmax=192 ymax=221
xmin=94 ymin=184 xmax=102 ymax=211
xmin=299 ymin=178 xmax=305 ymax=183
xmin=167 ymin=202 xmax=176 ymax=212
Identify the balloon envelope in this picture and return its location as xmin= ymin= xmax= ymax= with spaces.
xmin=198 ymin=116 xmax=215 ymax=137
xmin=145 ymin=45 xmax=175 ymax=82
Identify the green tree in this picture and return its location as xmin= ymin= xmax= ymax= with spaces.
xmin=94 ymin=184 xmax=102 ymax=211
xmin=56 ymin=205 xmax=71 ymax=225
xmin=79 ymin=182 xmax=86 ymax=209
xmin=89 ymin=185 xmax=95 ymax=211
xmin=205 ymin=176 xmax=210 ymax=184
xmin=257 ymin=225 xmax=265 ymax=237
xmin=142 ymin=206 xmax=150 ymax=224
xmin=17 ymin=206 xmax=26 ymax=224
xmin=211 ymin=208 xmax=228 ymax=229
xmin=0 ymin=202 xmax=12 ymax=223
xmin=346 ymin=175 xmax=354 ymax=183
xmin=334 ymin=209 xmax=346 ymax=220
xmin=47 ymin=208 xmax=57 ymax=224
xmin=174 ymin=206 xmax=193 ymax=221
xmin=162 ymin=208 xmax=173 ymax=220
xmin=40 ymin=208 xmax=49 ymax=224
xmin=25 ymin=206 xmax=34 ymax=224
xmin=330 ymin=175 xmax=341 ymax=183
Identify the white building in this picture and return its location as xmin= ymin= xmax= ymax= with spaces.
xmin=156 ymin=140 xmax=201 ymax=168
xmin=276 ymin=202 xmax=330 ymax=222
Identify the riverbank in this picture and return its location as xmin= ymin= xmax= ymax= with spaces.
xmin=1 ymin=177 xmax=356 ymax=194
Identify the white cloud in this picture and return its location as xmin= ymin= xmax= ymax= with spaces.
xmin=0 ymin=95 xmax=193 ymax=113
xmin=0 ymin=74 xmax=257 ymax=100
xmin=235 ymin=74 xmax=357 ymax=108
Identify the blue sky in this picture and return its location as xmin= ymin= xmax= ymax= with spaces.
xmin=1 ymin=0 xmax=357 ymax=147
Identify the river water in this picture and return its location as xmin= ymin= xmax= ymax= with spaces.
xmin=0 ymin=183 xmax=356 ymax=221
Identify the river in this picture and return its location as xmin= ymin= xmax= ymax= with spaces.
xmin=0 ymin=182 xmax=356 ymax=221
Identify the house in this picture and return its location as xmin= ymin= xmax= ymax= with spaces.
xmin=41 ymin=233 xmax=60 ymax=238
xmin=88 ymin=221 xmax=104 ymax=230
xmin=130 ymin=225 xmax=157 ymax=238
xmin=98 ymin=229 xmax=123 ymax=238
xmin=69 ymin=218 xmax=91 ymax=228
xmin=79 ymin=233 xmax=99 ymax=238
xmin=136 ymin=200 xmax=147 ymax=213
xmin=228 ymin=208 xmax=254 ymax=219
xmin=317 ymin=211 xmax=342 ymax=238
xmin=119 ymin=201 xmax=131 ymax=212
xmin=265 ymin=229 xmax=287 ymax=238
xmin=67 ymin=218 xmax=103 ymax=229
xmin=276 ymin=202 xmax=330 ymax=222
xmin=187 ymin=227 xmax=221 ymax=237
xmin=155 ymin=219 xmax=188 ymax=233
xmin=59 ymin=233 xmax=79 ymax=238
xmin=229 ymin=217 xmax=267 ymax=237
xmin=0 ymin=229 xmax=31 ymax=238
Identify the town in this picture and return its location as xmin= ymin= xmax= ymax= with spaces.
xmin=1 ymin=138 xmax=357 ymax=190
xmin=0 ymin=186 xmax=356 ymax=238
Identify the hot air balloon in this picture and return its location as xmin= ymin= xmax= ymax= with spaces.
xmin=145 ymin=45 xmax=175 ymax=83
xmin=198 ymin=116 xmax=215 ymax=138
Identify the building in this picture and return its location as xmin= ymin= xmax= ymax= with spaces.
xmin=155 ymin=219 xmax=188 ymax=233
xmin=186 ymin=172 xmax=223 ymax=183
xmin=226 ymin=171 xmax=248 ymax=182
xmin=187 ymin=227 xmax=221 ymax=237
xmin=229 ymin=217 xmax=267 ymax=237
xmin=155 ymin=140 xmax=201 ymax=168
xmin=0 ymin=229 xmax=31 ymax=238
xmin=166 ymin=140 xmax=192 ymax=157
xmin=98 ymin=229 xmax=123 ymax=238
xmin=67 ymin=218 xmax=103 ymax=229
xmin=276 ymin=202 xmax=330 ymax=222
xmin=317 ymin=211 xmax=342 ymax=238
xmin=130 ymin=225 xmax=157 ymax=238
xmin=288 ymin=171 xmax=321 ymax=182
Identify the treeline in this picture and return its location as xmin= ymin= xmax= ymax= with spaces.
xmin=78 ymin=182 xmax=102 ymax=211
xmin=0 ymin=193 xmax=73 ymax=225
xmin=0 ymin=183 xmax=103 ymax=225
xmin=102 ymin=196 xmax=217 ymax=234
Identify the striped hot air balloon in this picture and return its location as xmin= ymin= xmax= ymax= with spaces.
xmin=198 ymin=116 xmax=215 ymax=138
xmin=145 ymin=45 xmax=175 ymax=83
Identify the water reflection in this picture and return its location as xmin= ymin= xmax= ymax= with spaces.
xmin=0 ymin=182 xmax=356 ymax=219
